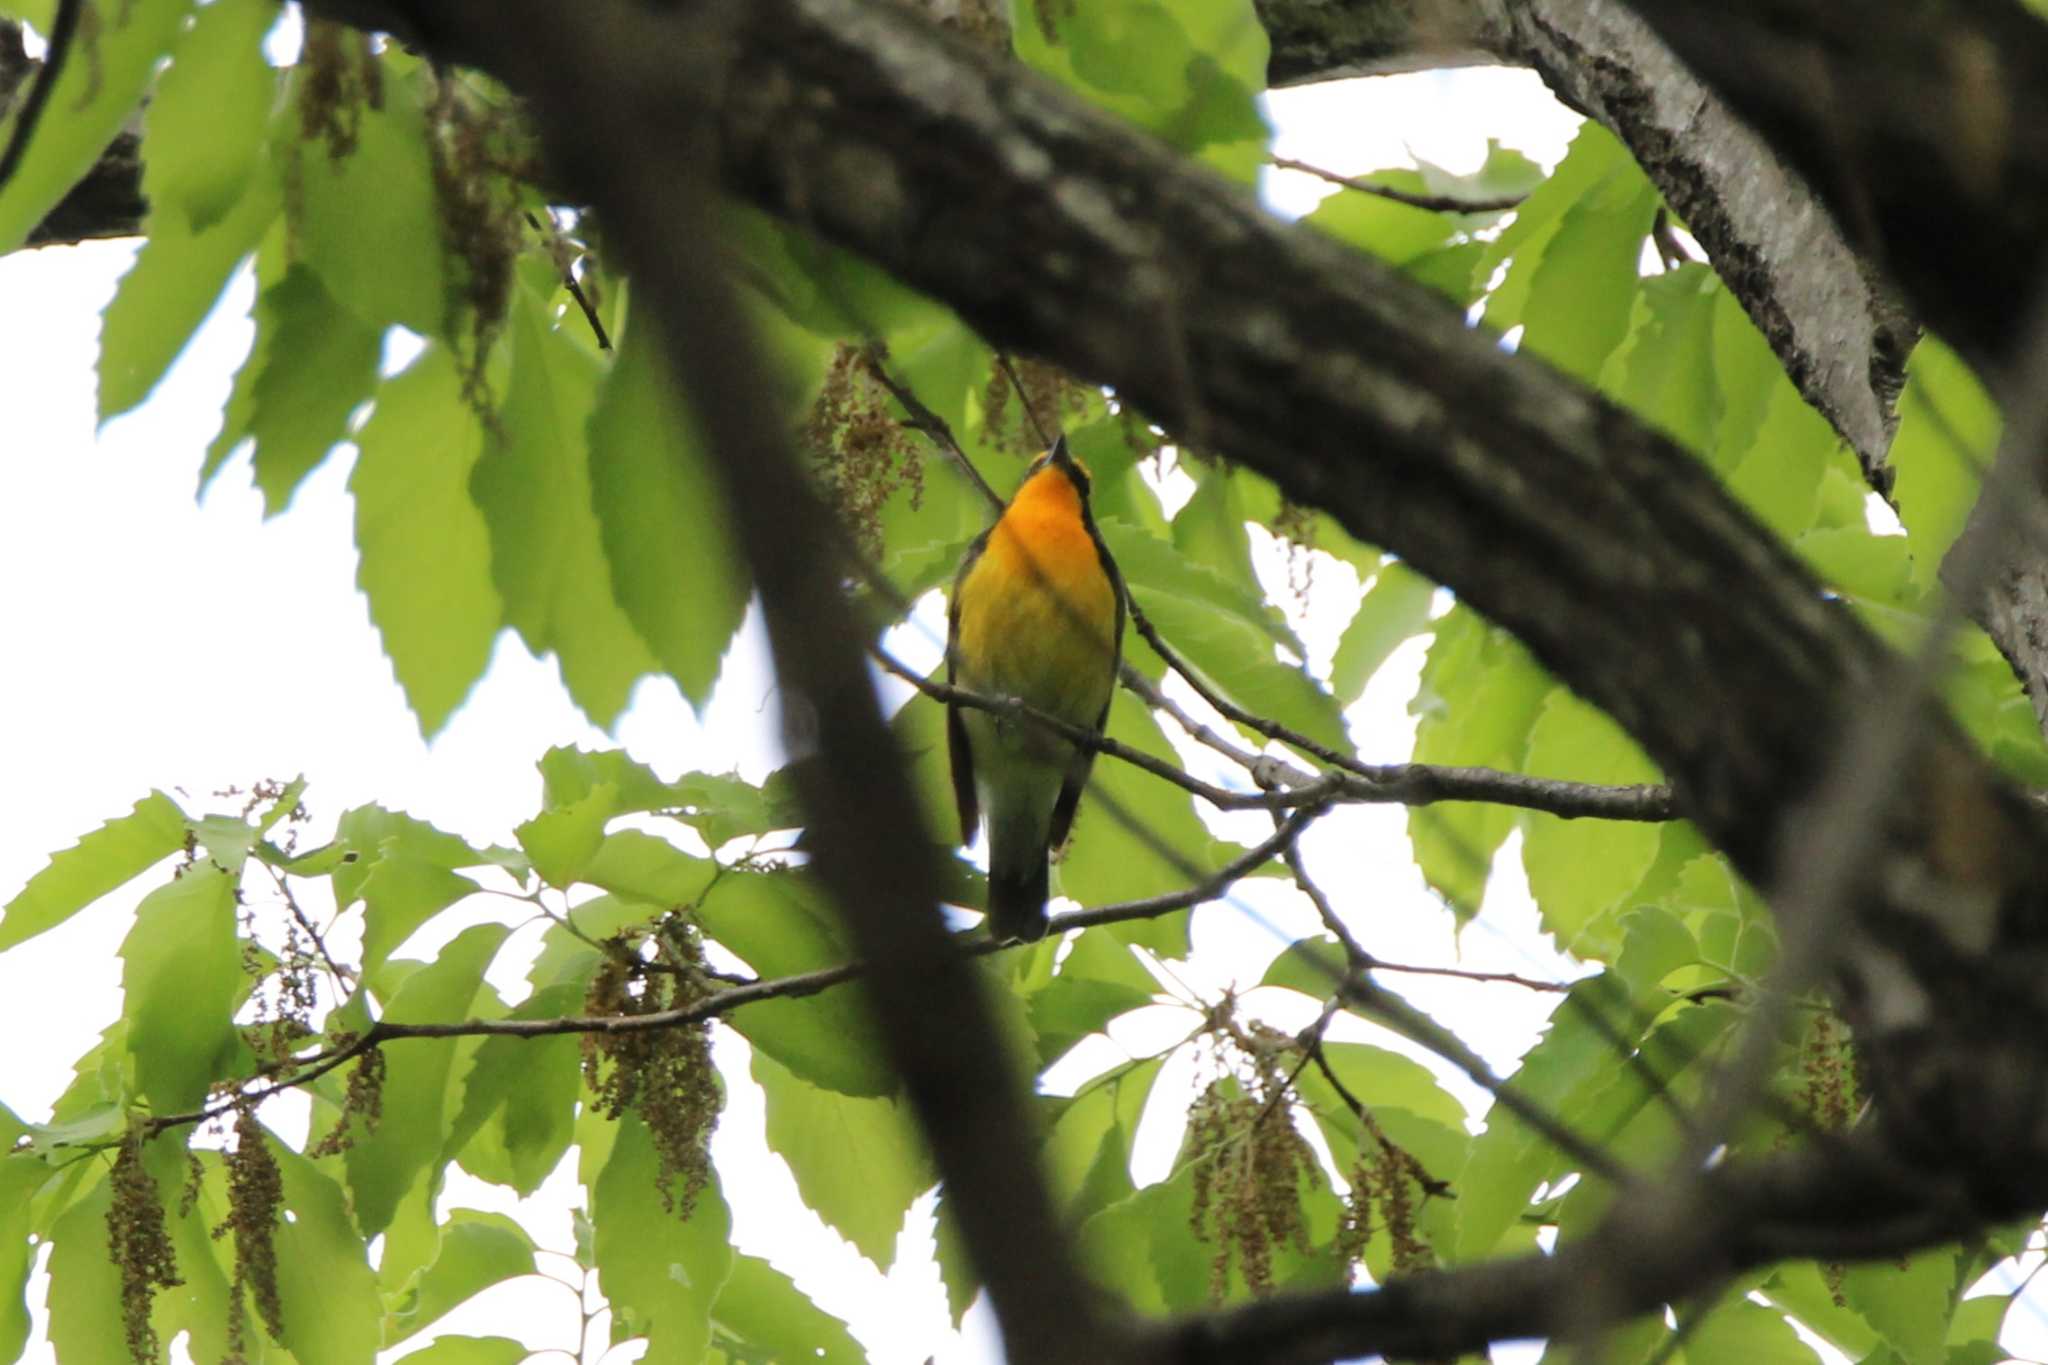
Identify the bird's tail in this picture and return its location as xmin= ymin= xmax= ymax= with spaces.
xmin=986 ymin=857 xmax=1050 ymax=943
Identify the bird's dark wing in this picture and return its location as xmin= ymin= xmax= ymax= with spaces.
xmin=1049 ymin=524 xmax=1126 ymax=852
xmin=947 ymin=531 xmax=990 ymax=845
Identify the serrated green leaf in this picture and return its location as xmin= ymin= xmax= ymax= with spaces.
xmin=357 ymin=854 xmax=482 ymax=975
xmin=1027 ymin=928 xmax=1157 ymax=1065
xmin=515 ymin=781 xmax=616 ymax=889
xmin=1454 ymin=981 xmax=1617 ymax=1258
xmin=344 ymin=924 xmax=511 ymax=1237
xmin=753 ymin=1049 xmax=929 ymax=1269
xmin=445 ymin=985 xmax=582 ymax=1197
xmin=350 ymin=344 xmax=503 ymax=737
xmin=296 ymin=66 xmax=448 ymax=336
xmin=592 ymin=1115 xmax=734 ymax=1362
xmin=581 ymin=831 xmax=721 ymax=910
xmin=0 ymin=0 xmax=195 ymax=253
xmin=1759 ymin=1262 xmax=1883 ymax=1359
xmin=1891 ymin=337 xmax=1996 ymax=590
xmin=44 ymin=1178 xmax=125 ymax=1365
xmin=1408 ymin=606 xmax=1550 ymax=917
xmin=1841 ymin=1250 xmax=1956 ymax=1365
xmin=587 ymin=312 xmax=749 ymax=711
xmin=388 ymin=1210 xmax=536 ymax=1344
xmin=332 ymin=803 xmax=490 ymax=908
xmin=1517 ymin=149 xmax=1657 ymax=384
xmin=98 ymin=158 xmax=279 ymax=423
xmin=1482 ymin=122 xmax=1630 ymax=332
xmin=270 ymin=1135 xmax=384 ymax=1365
xmin=1331 ymin=561 xmax=1435 ymax=705
xmin=700 ymin=870 xmax=893 ymax=1097
xmin=0 ymin=1157 xmax=50 ymax=1362
xmin=390 ymin=1337 xmax=530 ymax=1365
xmin=473 ymin=287 xmax=657 ymax=726
xmin=1724 ymin=366 xmax=1838 ymax=543
xmin=0 ymin=791 xmax=187 ymax=952
xmin=121 ymin=865 xmax=241 ymax=1113
xmin=1601 ymin=263 xmax=1719 ymax=457
xmin=1520 ymin=687 xmax=1663 ymax=958
xmin=145 ymin=0 xmax=276 ymax=231
xmin=710 ymin=1253 xmax=864 ymax=1365
xmin=240 ymin=264 xmax=384 ymax=510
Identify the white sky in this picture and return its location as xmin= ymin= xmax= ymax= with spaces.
xmin=16 ymin=61 xmax=1974 ymax=1365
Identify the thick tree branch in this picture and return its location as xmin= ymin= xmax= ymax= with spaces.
xmin=306 ymin=0 xmax=2048 ymax=1234
xmin=419 ymin=4 xmax=1121 ymax=1360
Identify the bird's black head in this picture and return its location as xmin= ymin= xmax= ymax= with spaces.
xmin=1028 ymin=433 xmax=1091 ymax=497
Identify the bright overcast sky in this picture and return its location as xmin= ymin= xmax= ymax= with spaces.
xmin=0 ymin=68 xmax=1591 ymax=1364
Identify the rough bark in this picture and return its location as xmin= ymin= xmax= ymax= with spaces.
xmin=18 ymin=0 xmax=2048 ymax=1354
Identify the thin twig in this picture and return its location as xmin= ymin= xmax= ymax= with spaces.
xmin=863 ymin=344 xmax=1005 ymax=511
xmin=1270 ymin=155 xmax=1526 ymax=215
xmin=135 ymin=809 xmax=1319 ymax=1138
xmin=524 ymin=210 xmax=613 ymax=351
xmin=0 ymin=0 xmax=79 ymax=196
xmin=996 ymin=351 xmax=1056 ymax=448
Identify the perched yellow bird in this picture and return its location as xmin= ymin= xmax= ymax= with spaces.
xmin=948 ymin=436 xmax=1125 ymax=942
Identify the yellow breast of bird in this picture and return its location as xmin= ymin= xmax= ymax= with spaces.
xmin=955 ymin=498 xmax=1117 ymax=728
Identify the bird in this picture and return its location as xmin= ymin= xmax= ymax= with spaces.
xmin=947 ymin=434 xmax=1125 ymax=943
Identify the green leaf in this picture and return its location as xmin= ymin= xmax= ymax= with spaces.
xmin=444 ymin=986 xmax=582 ymax=1197
xmin=388 ymin=1210 xmax=537 ymax=1344
xmin=1681 ymin=1298 xmax=1818 ymax=1364
xmin=1308 ymin=1042 xmax=1468 ymax=1131
xmin=1482 ymin=122 xmax=1631 ymax=332
xmin=473 ymin=287 xmax=658 ymax=726
xmin=144 ymin=0 xmax=276 ymax=231
xmin=1408 ymin=606 xmax=1550 ymax=917
xmin=1454 ymin=980 xmax=1617 ymax=1258
xmin=1015 ymin=0 xmax=1270 ymax=166
xmin=295 ymin=65 xmax=448 ymax=336
xmin=269 ymin=1136 xmax=385 ymax=1365
xmin=1891 ymin=337 xmax=1996 ymax=589
xmin=0 ymin=791 xmax=187 ymax=952
xmin=1796 ymin=526 xmax=1917 ymax=608
xmin=694 ymin=870 xmax=894 ymax=1093
xmin=592 ymin=1115 xmax=735 ymax=1362
xmin=1517 ymin=146 xmax=1657 ymax=384
xmin=1304 ymin=168 xmax=1460 ymax=266
xmin=1759 ymin=1263 xmax=1883 ymax=1359
xmin=357 ymin=854 xmax=483 ymax=976
xmin=237 ymin=264 xmax=385 ymax=512
xmin=0 ymin=0 xmax=196 ymax=253
xmin=1520 ymin=687 xmax=1663 ymax=958
xmin=44 ymin=1179 xmax=126 ymax=1365
xmin=390 ymin=1337 xmax=530 ymax=1365
xmin=1330 ymin=561 xmax=1435 ymax=705
xmin=587 ymin=311 xmax=750 ymax=711
xmin=1841 ymin=1250 xmax=1957 ymax=1365
xmin=1027 ymin=928 xmax=1157 ymax=1065
xmin=1601 ymin=264 xmax=1719 ymax=457
xmin=753 ymin=1049 xmax=930 ymax=1269
xmin=1043 ymin=1078 xmax=1138 ymax=1225
xmin=98 ymin=159 xmax=279 ymax=423
xmin=350 ymin=344 xmax=504 ymax=737
xmin=344 ymin=924 xmax=512 ymax=1237
xmin=0 ymin=1157 xmax=51 ymax=1362
xmin=121 ymin=864 xmax=241 ymax=1113
xmin=515 ymin=781 xmax=616 ymax=889
xmin=710 ymin=1254 xmax=864 ymax=1365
